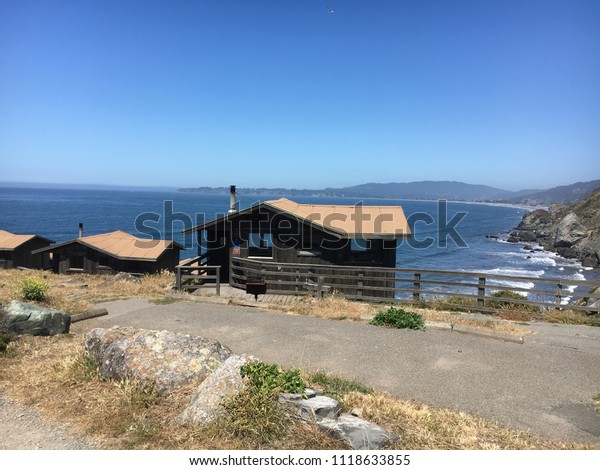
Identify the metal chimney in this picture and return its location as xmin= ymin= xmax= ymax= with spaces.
xmin=228 ymin=185 xmax=237 ymax=214
xmin=78 ymin=223 xmax=83 ymax=238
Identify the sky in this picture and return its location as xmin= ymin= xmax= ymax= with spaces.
xmin=1 ymin=0 xmax=599 ymax=192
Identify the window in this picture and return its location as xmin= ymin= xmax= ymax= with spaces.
xmin=248 ymin=232 xmax=273 ymax=257
xmin=351 ymin=239 xmax=369 ymax=252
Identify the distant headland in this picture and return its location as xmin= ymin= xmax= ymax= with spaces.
xmin=179 ymin=179 xmax=600 ymax=206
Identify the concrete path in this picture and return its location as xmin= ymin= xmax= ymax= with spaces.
xmin=72 ymin=298 xmax=600 ymax=445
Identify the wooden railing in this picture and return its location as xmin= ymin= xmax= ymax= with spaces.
xmin=175 ymin=255 xmax=221 ymax=294
xmin=230 ymin=258 xmax=600 ymax=313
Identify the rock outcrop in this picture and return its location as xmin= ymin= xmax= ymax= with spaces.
xmin=85 ymin=327 xmax=231 ymax=395
xmin=514 ymin=188 xmax=600 ymax=268
xmin=4 ymin=301 xmax=71 ymax=336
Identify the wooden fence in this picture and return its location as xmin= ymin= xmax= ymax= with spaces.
xmin=175 ymin=255 xmax=221 ymax=294
xmin=230 ymin=257 xmax=600 ymax=313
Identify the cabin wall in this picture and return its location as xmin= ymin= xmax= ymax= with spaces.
xmin=47 ymin=243 xmax=179 ymax=275
xmin=204 ymin=209 xmax=398 ymax=296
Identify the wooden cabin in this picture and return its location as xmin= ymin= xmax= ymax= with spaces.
xmin=0 ymin=230 xmax=53 ymax=270
xmin=184 ymin=198 xmax=411 ymax=297
xmin=33 ymin=230 xmax=182 ymax=275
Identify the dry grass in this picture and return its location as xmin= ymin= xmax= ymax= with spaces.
xmin=0 ymin=335 xmax=592 ymax=450
xmin=280 ymin=293 xmax=533 ymax=335
xmin=283 ymin=292 xmax=377 ymax=321
xmin=0 ymin=270 xmax=175 ymax=314
xmin=340 ymin=391 xmax=590 ymax=450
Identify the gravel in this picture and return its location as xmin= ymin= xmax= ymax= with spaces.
xmin=0 ymin=394 xmax=96 ymax=450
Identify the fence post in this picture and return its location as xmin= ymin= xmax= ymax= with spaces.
xmin=477 ymin=277 xmax=486 ymax=308
xmin=175 ymin=266 xmax=181 ymax=290
xmin=358 ymin=271 xmax=363 ymax=297
xmin=413 ymin=273 xmax=421 ymax=301
xmin=555 ymin=282 xmax=562 ymax=307
xmin=317 ymin=276 xmax=324 ymax=300
xmin=295 ymin=268 xmax=299 ymax=293
xmin=216 ymin=266 xmax=221 ymax=296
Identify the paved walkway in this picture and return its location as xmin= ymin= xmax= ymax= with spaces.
xmin=72 ymin=298 xmax=600 ymax=445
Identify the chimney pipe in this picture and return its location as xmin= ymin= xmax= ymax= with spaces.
xmin=228 ymin=185 xmax=237 ymax=214
xmin=78 ymin=223 xmax=83 ymax=238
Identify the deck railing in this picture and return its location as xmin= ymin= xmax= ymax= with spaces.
xmin=175 ymin=255 xmax=220 ymax=294
xmin=230 ymin=257 xmax=600 ymax=313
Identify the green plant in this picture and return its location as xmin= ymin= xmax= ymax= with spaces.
xmin=19 ymin=276 xmax=50 ymax=302
xmin=308 ymin=371 xmax=373 ymax=401
xmin=370 ymin=307 xmax=425 ymax=331
xmin=488 ymin=290 xmax=536 ymax=311
xmin=240 ymin=361 xmax=306 ymax=395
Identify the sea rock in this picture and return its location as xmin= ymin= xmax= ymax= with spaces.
xmin=319 ymin=414 xmax=399 ymax=450
xmin=554 ymin=213 xmax=587 ymax=248
xmin=517 ymin=231 xmax=537 ymax=242
xmin=175 ymin=354 xmax=257 ymax=424
xmin=85 ymin=327 xmax=231 ymax=395
xmin=4 ymin=301 xmax=71 ymax=336
xmin=506 ymin=236 xmax=519 ymax=243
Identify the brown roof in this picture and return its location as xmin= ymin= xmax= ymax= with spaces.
xmin=0 ymin=230 xmax=52 ymax=250
xmin=33 ymin=230 xmax=182 ymax=261
xmin=265 ymin=198 xmax=411 ymax=238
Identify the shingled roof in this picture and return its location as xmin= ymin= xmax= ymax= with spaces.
xmin=0 ymin=230 xmax=53 ymax=250
xmin=33 ymin=230 xmax=182 ymax=261
xmin=185 ymin=198 xmax=411 ymax=239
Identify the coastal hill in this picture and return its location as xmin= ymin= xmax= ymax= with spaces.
xmin=515 ymin=187 xmax=600 ymax=267
xmin=179 ymin=179 xmax=600 ymax=205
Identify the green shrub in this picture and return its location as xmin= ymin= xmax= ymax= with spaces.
xmin=19 ymin=276 xmax=50 ymax=302
xmin=240 ymin=361 xmax=306 ymax=395
xmin=308 ymin=371 xmax=373 ymax=401
xmin=488 ymin=290 xmax=536 ymax=310
xmin=370 ymin=307 xmax=425 ymax=331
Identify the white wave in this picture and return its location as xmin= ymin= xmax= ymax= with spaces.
xmin=558 ymin=267 xmax=564 ymax=271
xmin=488 ymin=279 xmax=536 ymax=290
xmin=472 ymin=267 xmax=545 ymax=278
xmin=569 ymin=272 xmax=586 ymax=281
xmin=561 ymin=296 xmax=572 ymax=305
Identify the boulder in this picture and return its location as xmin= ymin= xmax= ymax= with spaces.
xmin=554 ymin=213 xmax=587 ymax=248
xmin=319 ymin=414 xmax=399 ymax=450
xmin=175 ymin=354 xmax=257 ymax=424
xmin=113 ymin=272 xmax=141 ymax=283
xmin=85 ymin=327 xmax=231 ymax=395
xmin=279 ymin=394 xmax=341 ymax=422
xmin=506 ymin=236 xmax=519 ymax=243
xmin=4 ymin=301 xmax=71 ymax=336
xmin=517 ymin=231 xmax=537 ymax=242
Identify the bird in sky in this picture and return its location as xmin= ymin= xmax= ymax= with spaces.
xmin=327 ymin=6 xmax=334 ymax=14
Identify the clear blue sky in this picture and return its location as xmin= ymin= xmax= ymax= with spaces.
xmin=1 ymin=0 xmax=599 ymax=191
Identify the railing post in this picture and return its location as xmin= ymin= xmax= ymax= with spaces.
xmin=358 ymin=271 xmax=363 ymax=297
xmin=216 ymin=266 xmax=221 ymax=296
xmin=555 ymin=283 xmax=562 ymax=307
xmin=175 ymin=266 xmax=181 ymax=290
xmin=477 ymin=277 xmax=486 ymax=308
xmin=295 ymin=268 xmax=299 ymax=293
xmin=317 ymin=276 xmax=324 ymax=300
xmin=413 ymin=273 xmax=421 ymax=301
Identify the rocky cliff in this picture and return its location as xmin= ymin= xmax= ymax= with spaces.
xmin=514 ymin=188 xmax=600 ymax=268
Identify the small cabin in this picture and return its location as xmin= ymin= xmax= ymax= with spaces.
xmin=33 ymin=230 xmax=182 ymax=275
xmin=0 ymin=230 xmax=54 ymax=270
xmin=184 ymin=197 xmax=411 ymax=297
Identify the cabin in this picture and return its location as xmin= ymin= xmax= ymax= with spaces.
xmin=184 ymin=195 xmax=411 ymax=297
xmin=33 ymin=230 xmax=183 ymax=275
xmin=0 ymin=230 xmax=54 ymax=270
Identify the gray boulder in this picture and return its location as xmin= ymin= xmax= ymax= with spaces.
xmin=554 ymin=213 xmax=587 ymax=248
xmin=4 ymin=301 xmax=71 ymax=336
xmin=279 ymin=394 xmax=341 ymax=422
xmin=175 ymin=354 xmax=257 ymax=424
xmin=319 ymin=413 xmax=399 ymax=450
xmin=85 ymin=327 xmax=231 ymax=395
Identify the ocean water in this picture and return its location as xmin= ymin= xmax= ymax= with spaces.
xmin=1 ymin=187 xmax=598 ymax=299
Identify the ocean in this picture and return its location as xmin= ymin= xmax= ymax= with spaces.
xmin=1 ymin=187 xmax=598 ymax=297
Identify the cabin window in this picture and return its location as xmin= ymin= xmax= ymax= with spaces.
xmin=351 ymin=239 xmax=369 ymax=252
xmin=70 ymin=255 xmax=84 ymax=269
xmin=248 ymin=232 xmax=273 ymax=257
